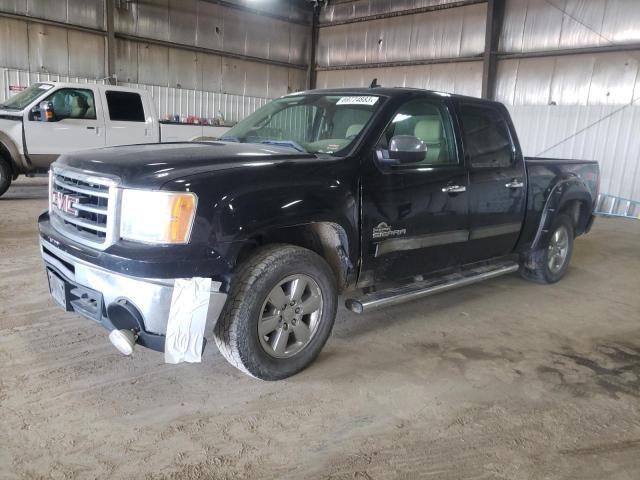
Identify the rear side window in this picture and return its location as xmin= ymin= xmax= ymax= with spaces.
xmin=106 ymin=91 xmax=145 ymax=122
xmin=458 ymin=104 xmax=513 ymax=168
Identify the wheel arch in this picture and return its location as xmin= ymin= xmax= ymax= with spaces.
xmin=235 ymin=222 xmax=354 ymax=292
xmin=531 ymin=175 xmax=595 ymax=251
xmin=0 ymin=138 xmax=19 ymax=178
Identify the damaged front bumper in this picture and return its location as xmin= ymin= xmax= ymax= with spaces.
xmin=40 ymin=237 xmax=228 ymax=352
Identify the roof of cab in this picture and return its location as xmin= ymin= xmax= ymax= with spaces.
xmin=287 ymin=86 xmax=503 ymax=105
xmin=36 ymin=82 xmax=144 ymax=94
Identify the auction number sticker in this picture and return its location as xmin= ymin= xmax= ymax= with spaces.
xmin=336 ymin=96 xmax=379 ymax=106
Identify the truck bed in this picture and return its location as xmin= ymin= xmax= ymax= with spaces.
xmin=518 ymin=157 xmax=599 ymax=251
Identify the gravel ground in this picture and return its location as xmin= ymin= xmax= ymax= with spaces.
xmin=1 ymin=177 xmax=639 ymax=480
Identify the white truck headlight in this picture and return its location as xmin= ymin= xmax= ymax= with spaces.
xmin=120 ymin=190 xmax=197 ymax=244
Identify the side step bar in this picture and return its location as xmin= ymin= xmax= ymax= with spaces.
xmin=345 ymin=261 xmax=519 ymax=314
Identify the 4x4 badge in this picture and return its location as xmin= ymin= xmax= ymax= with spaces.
xmin=373 ymin=222 xmax=406 ymax=239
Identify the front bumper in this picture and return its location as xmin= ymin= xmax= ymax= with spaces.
xmin=40 ymin=237 xmax=228 ymax=352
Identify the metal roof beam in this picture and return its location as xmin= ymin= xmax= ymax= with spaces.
xmin=115 ymin=33 xmax=308 ymax=70
xmin=481 ymin=0 xmax=505 ymax=99
xmin=318 ymin=0 xmax=487 ymax=28
xmin=498 ymin=43 xmax=640 ymax=60
xmin=0 ymin=11 xmax=106 ymax=35
xmin=315 ymin=55 xmax=482 ymax=72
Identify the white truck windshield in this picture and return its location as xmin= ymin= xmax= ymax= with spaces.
xmin=0 ymin=83 xmax=53 ymax=110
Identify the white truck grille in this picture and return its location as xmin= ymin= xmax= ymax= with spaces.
xmin=49 ymin=167 xmax=121 ymax=250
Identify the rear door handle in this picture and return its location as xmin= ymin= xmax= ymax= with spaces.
xmin=505 ymin=180 xmax=524 ymax=189
xmin=442 ymin=185 xmax=467 ymax=193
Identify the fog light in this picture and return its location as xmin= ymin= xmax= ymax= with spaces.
xmin=109 ymin=329 xmax=138 ymax=356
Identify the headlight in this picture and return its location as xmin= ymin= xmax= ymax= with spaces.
xmin=120 ymin=190 xmax=197 ymax=244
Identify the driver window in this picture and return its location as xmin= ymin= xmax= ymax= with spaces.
xmin=44 ymin=88 xmax=97 ymax=121
xmin=380 ymin=99 xmax=457 ymax=166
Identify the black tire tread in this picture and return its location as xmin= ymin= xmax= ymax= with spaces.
xmin=0 ymin=157 xmax=11 ymax=198
xmin=520 ymin=213 xmax=574 ymax=284
xmin=213 ymin=244 xmax=336 ymax=380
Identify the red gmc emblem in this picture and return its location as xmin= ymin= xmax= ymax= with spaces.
xmin=52 ymin=191 xmax=79 ymax=217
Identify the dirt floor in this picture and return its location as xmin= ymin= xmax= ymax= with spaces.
xmin=1 ymin=177 xmax=639 ymax=480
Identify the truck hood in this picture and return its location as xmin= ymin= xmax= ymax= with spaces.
xmin=0 ymin=108 xmax=23 ymax=118
xmin=55 ymin=142 xmax=317 ymax=188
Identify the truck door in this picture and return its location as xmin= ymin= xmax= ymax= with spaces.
xmin=102 ymin=90 xmax=159 ymax=147
xmin=360 ymin=97 xmax=470 ymax=286
xmin=455 ymin=102 xmax=526 ymax=261
xmin=23 ymin=87 xmax=105 ymax=168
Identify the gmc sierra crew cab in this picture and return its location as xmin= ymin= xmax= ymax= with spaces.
xmin=38 ymin=87 xmax=599 ymax=380
xmin=0 ymin=82 xmax=228 ymax=197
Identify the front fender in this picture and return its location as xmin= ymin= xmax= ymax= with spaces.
xmin=162 ymin=159 xmax=360 ymax=266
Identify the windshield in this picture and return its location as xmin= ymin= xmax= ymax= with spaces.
xmin=222 ymin=94 xmax=383 ymax=155
xmin=0 ymin=83 xmax=54 ymax=110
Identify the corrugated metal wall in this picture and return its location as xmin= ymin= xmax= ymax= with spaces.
xmin=317 ymin=3 xmax=486 ymax=68
xmin=316 ymin=0 xmax=640 ymax=201
xmin=0 ymin=0 xmax=309 ymax=98
xmin=496 ymin=0 xmax=640 ymax=202
xmin=499 ymin=0 xmax=640 ymax=53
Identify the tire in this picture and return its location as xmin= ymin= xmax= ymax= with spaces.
xmin=213 ymin=244 xmax=338 ymax=380
xmin=520 ymin=213 xmax=574 ymax=284
xmin=0 ymin=158 xmax=11 ymax=198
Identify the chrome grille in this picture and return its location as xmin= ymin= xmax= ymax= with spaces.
xmin=50 ymin=166 xmax=120 ymax=250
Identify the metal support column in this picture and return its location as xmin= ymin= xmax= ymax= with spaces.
xmin=308 ymin=5 xmax=320 ymax=90
xmin=481 ymin=0 xmax=504 ymax=99
xmin=106 ymin=0 xmax=116 ymax=85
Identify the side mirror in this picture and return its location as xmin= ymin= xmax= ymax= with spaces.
xmin=29 ymin=105 xmax=41 ymax=121
xmin=36 ymin=101 xmax=55 ymax=122
xmin=388 ymin=135 xmax=427 ymax=164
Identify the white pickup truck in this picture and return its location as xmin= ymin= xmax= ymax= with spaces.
xmin=0 ymin=82 xmax=229 ymax=196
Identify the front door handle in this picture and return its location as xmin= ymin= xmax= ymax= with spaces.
xmin=505 ymin=179 xmax=524 ymax=189
xmin=442 ymin=184 xmax=467 ymax=193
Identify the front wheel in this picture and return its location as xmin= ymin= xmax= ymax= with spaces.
xmin=520 ymin=213 xmax=574 ymax=284
xmin=213 ymin=245 xmax=338 ymax=380
xmin=0 ymin=159 xmax=12 ymax=198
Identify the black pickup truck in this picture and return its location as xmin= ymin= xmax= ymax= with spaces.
xmin=39 ymin=88 xmax=599 ymax=380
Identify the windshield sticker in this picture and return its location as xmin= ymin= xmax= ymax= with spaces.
xmin=38 ymin=84 xmax=53 ymax=90
xmin=336 ymin=96 xmax=379 ymax=106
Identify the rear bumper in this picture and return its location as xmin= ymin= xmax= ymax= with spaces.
xmin=40 ymin=237 xmax=227 ymax=352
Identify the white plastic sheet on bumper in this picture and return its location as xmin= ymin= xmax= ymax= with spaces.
xmin=165 ymin=277 xmax=212 ymax=364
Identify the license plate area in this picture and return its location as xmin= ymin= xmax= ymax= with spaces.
xmin=46 ymin=268 xmax=104 ymax=322
xmin=47 ymin=269 xmax=71 ymax=311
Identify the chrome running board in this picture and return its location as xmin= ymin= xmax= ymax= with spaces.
xmin=345 ymin=260 xmax=519 ymax=314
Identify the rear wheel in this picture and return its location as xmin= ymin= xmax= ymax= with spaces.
xmin=0 ymin=158 xmax=11 ymax=198
xmin=213 ymin=244 xmax=337 ymax=380
xmin=520 ymin=213 xmax=574 ymax=284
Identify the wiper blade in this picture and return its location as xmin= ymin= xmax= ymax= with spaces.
xmin=259 ymin=139 xmax=307 ymax=153
xmin=220 ymin=136 xmax=240 ymax=143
